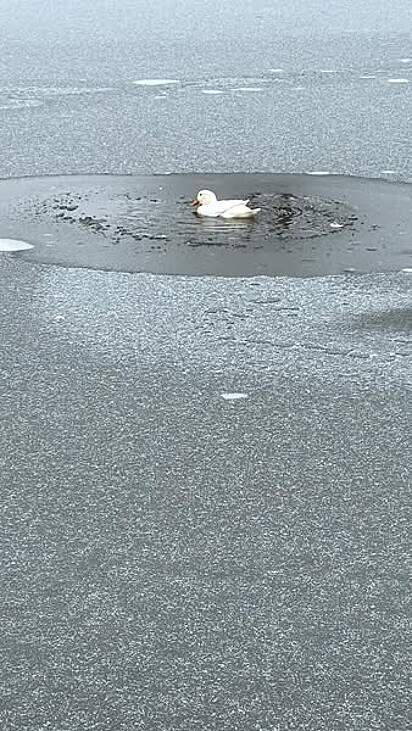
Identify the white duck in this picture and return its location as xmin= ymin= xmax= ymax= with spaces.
xmin=190 ymin=189 xmax=260 ymax=218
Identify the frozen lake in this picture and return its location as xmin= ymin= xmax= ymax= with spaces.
xmin=0 ymin=2 xmax=411 ymax=730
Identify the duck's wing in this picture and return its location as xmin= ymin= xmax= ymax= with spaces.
xmin=215 ymin=199 xmax=249 ymax=214
xmin=220 ymin=204 xmax=260 ymax=219
xmin=197 ymin=199 xmax=250 ymax=217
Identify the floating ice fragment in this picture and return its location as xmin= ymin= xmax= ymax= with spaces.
xmin=330 ymin=222 xmax=343 ymax=229
xmin=133 ymin=79 xmax=179 ymax=86
xmin=307 ymin=171 xmax=331 ymax=176
xmin=201 ymin=89 xmax=224 ymax=95
xmin=233 ymin=87 xmax=263 ymax=92
xmin=0 ymin=238 xmax=34 ymax=252
xmin=401 ymin=268 xmax=412 ymax=273
xmin=400 ymin=58 xmax=412 ymax=63
xmin=387 ymin=78 xmax=409 ymax=84
xmin=221 ymin=393 xmax=248 ymax=401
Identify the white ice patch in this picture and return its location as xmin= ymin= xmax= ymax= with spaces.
xmin=233 ymin=87 xmax=263 ymax=92
xmin=0 ymin=238 xmax=34 ymax=252
xmin=381 ymin=170 xmax=396 ymax=175
xmin=359 ymin=75 xmax=376 ymax=79
xmin=319 ymin=69 xmax=337 ymax=74
xmin=330 ymin=222 xmax=343 ymax=229
xmin=221 ymin=393 xmax=248 ymax=401
xmin=201 ymin=89 xmax=224 ymax=95
xmin=401 ymin=268 xmax=412 ymax=273
xmin=387 ymin=78 xmax=409 ymax=84
xmin=307 ymin=171 xmax=331 ymax=176
xmin=270 ymin=68 xmax=284 ymax=73
xmin=400 ymin=58 xmax=412 ymax=63
xmin=133 ymin=79 xmax=179 ymax=86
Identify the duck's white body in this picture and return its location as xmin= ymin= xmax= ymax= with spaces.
xmin=190 ymin=190 xmax=260 ymax=218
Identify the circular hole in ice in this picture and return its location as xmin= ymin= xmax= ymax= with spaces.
xmin=0 ymin=238 xmax=34 ymax=252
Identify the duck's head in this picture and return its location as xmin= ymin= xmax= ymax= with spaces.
xmin=190 ymin=189 xmax=217 ymax=207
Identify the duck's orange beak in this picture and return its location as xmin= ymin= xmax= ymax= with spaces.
xmin=190 ymin=198 xmax=199 ymax=207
